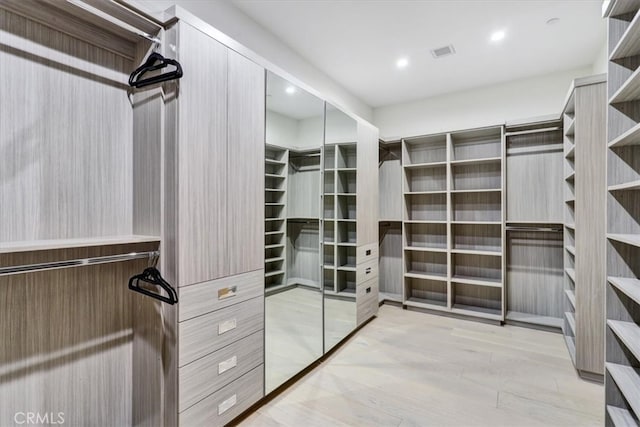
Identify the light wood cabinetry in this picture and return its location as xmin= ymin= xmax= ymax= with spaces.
xmin=163 ymin=18 xmax=267 ymax=425
xmin=605 ymin=2 xmax=640 ymax=423
xmin=561 ymin=76 xmax=607 ymax=381
xmin=401 ymin=127 xmax=505 ymax=321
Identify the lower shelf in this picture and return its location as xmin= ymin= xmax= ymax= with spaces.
xmin=606 ymin=405 xmax=637 ymax=427
xmin=405 ymin=297 xmax=448 ymax=311
xmin=450 ymin=304 xmax=502 ymax=320
xmin=607 ymin=363 xmax=640 ymax=417
xmin=505 ymin=311 xmax=563 ymax=329
xmin=379 ymin=292 xmax=402 ymax=303
xmin=564 ymin=334 xmax=576 ymax=364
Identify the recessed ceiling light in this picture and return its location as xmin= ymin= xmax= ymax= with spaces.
xmin=396 ymin=57 xmax=409 ymax=69
xmin=490 ymin=30 xmax=506 ymax=42
xmin=285 ymin=86 xmax=296 ymax=95
xmin=546 ymin=17 xmax=560 ymax=25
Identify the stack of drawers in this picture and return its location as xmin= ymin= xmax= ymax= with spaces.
xmin=177 ymin=269 xmax=265 ymax=425
xmin=356 ymin=242 xmax=379 ymax=325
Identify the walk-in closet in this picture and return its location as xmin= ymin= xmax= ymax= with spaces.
xmin=0 ymin=0 xmax=626 ymax=425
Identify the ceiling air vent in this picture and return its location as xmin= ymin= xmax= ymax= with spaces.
xmin=431 ymin=45 xmax=455 ymax=59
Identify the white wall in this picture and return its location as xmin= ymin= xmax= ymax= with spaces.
xmin=266 ymin=110 xmax=297 ymax=148
xmin=125 ymin=0 xmax=373 ymax=121
xmin=591 ymin=40 xmax=608 ymax=74
xmin=373 ymin=66 xmax=594 ymax=140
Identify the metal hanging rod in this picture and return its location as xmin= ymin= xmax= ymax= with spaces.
xmin=67 ymin=0 xmax=162 ymax=44
xmin=504 ymin=127 xmax=561 ymax=137
xmin=0 ymin=251 xmax=159 ymax=277
xmin=506 ymin=226 xmax=563 ymax=233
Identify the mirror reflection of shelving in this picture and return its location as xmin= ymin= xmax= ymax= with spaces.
xmin=265 ymin=145 xmax=288 ymax=291
xmin=323 ymin=142 xmax=357 ymax=298
xmin=401 ymin=127 xmax=505 ymax=321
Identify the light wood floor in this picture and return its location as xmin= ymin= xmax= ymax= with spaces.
xmin=244 ymin=304 xmax=604 ymax=427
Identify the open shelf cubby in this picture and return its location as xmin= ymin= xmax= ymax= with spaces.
xmin=404 ymin=165 xmax=447 ymax=193
xmin=452 ymin=192 xmax=502 ymax=222
xmin=451 ymin=162 xmax=501 ymax=191
xmin=404 ymin=249 xmax=448 ymax=279
xmin=404 ymin=222 xmax=447 ymax=250
xmin=405 ymin=277 xmax=448 ymax=308
xmin=450 ymin=128 xmax=502 ymax=162
xmin=403 ymin=134 xmax=447 ymax=166
xmin=405 ymin=193 xmax=447 ymax=221
xmin=452 ymin=223 xmax=502 ymax=253
xmin=451 ymin=282 xmax=502 ymax=319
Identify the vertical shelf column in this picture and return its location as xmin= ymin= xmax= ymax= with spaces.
xmin=605 ymin=3 xmax=640 ymax=423
xmin=265 ymin=145 xmax=288 ymax=293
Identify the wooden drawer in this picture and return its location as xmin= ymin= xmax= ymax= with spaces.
xmin=179 ymin=269 xmax=264 ymax=322
xmin=179 ymin=330 xmax=264 ymax=412
xmin=357 ymin=242 xmax=378 ymax=264
xmin=357 ymin=276 xmax=379 ymax=325
xmin=179 ymin=296 xmax=264 ymax=367
xmin=179 ymin=365 xmax=264 ymax=426
xmin=356 ymin=257 xmax=378 ymax=284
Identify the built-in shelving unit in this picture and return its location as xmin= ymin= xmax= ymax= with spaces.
xmin=564 ymin=94 xmax=577 ymax=363
xmin=606 ymin=2 xmax=640 ymax=422
xmin=265 ymin=145 xmax=288 ymax=291
xmin=401 ymin=127 xmax=505 ymax=321
xmin=323 ymin=142 xmax=357 ymax=298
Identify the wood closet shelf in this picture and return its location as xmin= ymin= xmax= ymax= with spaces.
xmin=404 ymin=246 xmax=447 ymax=253
xmin=565 ymin=290 xmax=576 ymax=308
xmin=506 ymin=311 xmax=564 ymax=329
xmin=610 ymin=65 xmax=640 ymax=104
xmin=564 ymin=268 xmax=576 ymax=283
xmin=607 ymin=363 xmax=640 ymax=417
xmin=611 ymin=9 xmax=640 ymax=60
xmin=608 ymin=320 xmax=640 ymax=362
xmin=565 ymin=119 xmax=576 ymax=136
xmin=450 ymin=189 xmax=501 ymax=194
xmin=451 ymin=275 xmax=502 ymax=288
xmin=608 ymin=234 xmax=640 ymax=248
xmin=564 ymin=335 xmax=576 ymax=363
xmin=565 ymin=311 xmax=576 ymax=335
xmin=565 ymin=145 xmax=575 ymax=159
xmin=609 ymin=180 xmax=640 ymax=191
xmin=609 ymin=122 xmax=640 ymax=148
xmin=403 ymin=161 xmax=447 ymax=169
xmin=0 ymin=235 xmax=160 ymax=254
xmin=451 ymin=305 xmax=502 ymax=320
xmin=404 ymin=271 xmax=447 ymax=282
xmin=449 ymin=156 xmax=501 ymax=166
xmin=608 ymin=276 xmax=640 ymax=305
xmin=565 ymin=245 xmax=576 ymax=256
xmin=450 ymin=249 xmax=502 ymax=257
xmin=606 ymin=405 xmax=637 ymax=427
xmin=405 ymin=297 xmax=447 ymax=310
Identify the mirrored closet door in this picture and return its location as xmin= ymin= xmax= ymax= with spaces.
xmin=264 ymin=71 xmax=325 ymax=393
xmin=323 ymin=103 xmax=358 ymax=350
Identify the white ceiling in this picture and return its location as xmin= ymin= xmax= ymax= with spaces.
xmin=230 ymin=0 xmax=606 ymax=108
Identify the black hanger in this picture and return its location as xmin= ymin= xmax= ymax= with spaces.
xmin=128 ymin=52 xmax=183 ymax=89
xmin=128 ymin=267 xmax=178 ymax=305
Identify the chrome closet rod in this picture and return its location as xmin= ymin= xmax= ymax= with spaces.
xmin=0 ymin=251 xmax=159 ymax=277
xmin=504 ymin=126 xmax=561 ymax=137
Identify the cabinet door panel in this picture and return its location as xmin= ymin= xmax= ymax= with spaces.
xmin=357 ymin=121 xmax=379 ymax=245
xmin=177 ymin=22 xmax=228 ymax=286
xmin=227 ymin=50 xmax=265 ymax=275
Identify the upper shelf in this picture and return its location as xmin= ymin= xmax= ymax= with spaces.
xmin=0 ymin=235 xmax=161 ymax=254
xmin=611 ymin=9 xmax=640 ymax=60
xmin=609 ymin=122 xmax=640 ymax=147
xmin=610 ymin=66 xmax=640 ymax=104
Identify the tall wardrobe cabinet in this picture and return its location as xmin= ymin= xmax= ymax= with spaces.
xmin=162 ymin=16 xmax=266 ymax=426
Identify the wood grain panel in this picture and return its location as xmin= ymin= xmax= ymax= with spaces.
xmin=178 ymin=330 xmax=263 ymax=412
xmin=379 ymin=144 xmax=403 ymax=221
xmin=356 ymin=276 xmax=379 ymax=325
xmin=0 ymin=9 xmax=133 ymax=242
xmin=507 ymin=231 xmax=564 ymax=319
xmin=506 ymin=129 xmax=564 ymax=222
xmin=227 ymin=50 xmax=265 ymax=275
xmin=0 ymin=251 xmax=159 ymax=426
xmin=178 ymin=365 xmax=264 ymax=426
xmin=357 ymin=121 xmax=379 ymax=245
xmin=575 ymin=82 xmax=607 ymax=376
xmin=379 ymin=223 xmax=403 ymax=298
xmin=176 ymin=21 xmax=228 ymax=286
xmin=178 ymin=269 xmax=264 ymax=322
xmin=178 ymin=296 xmax=264 ymax=367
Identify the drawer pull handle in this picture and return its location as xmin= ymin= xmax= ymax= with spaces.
xmin=366 ymin=250 xmax=371 ymax=256
xmin=218 ymin=318 xmax=237 ymax=335
xmin=218 ymin=286 xmax=237 ymax=300
xmin=218 ymin=355 xmax=238 ymax=374
xmin=365 ymin=267 xmax=372 ymax=274
xmin=218 ymin=394 xmax=237 ymax=415
xmin=366 ymin=287 xmax=371 ymax=294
